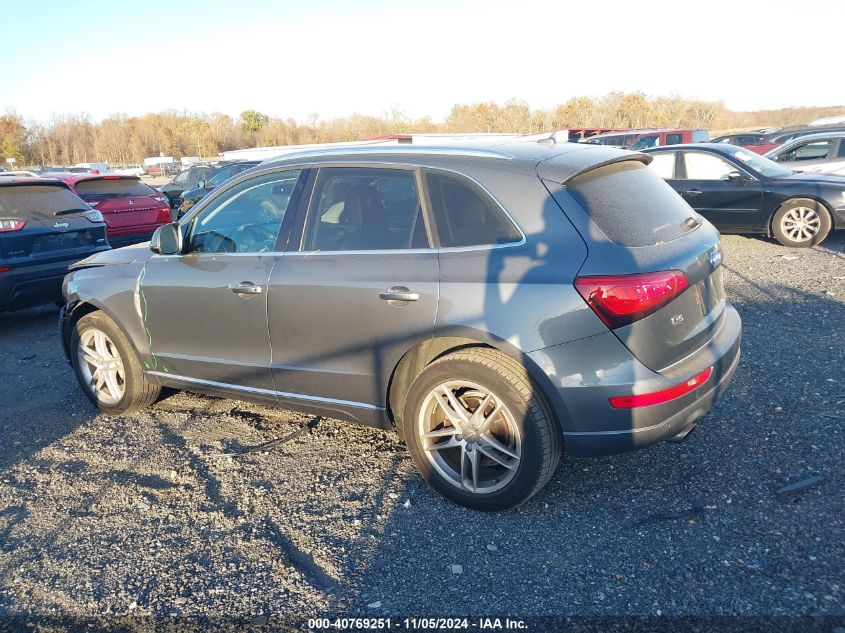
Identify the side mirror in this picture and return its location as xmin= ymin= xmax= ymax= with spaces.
xmin=725 ymin=171 xmax=746 ymax=182
xmin=197 ymin=180 xmax=205 ymax=189
xmin=150 ymin=223 xmax=184 ymax=255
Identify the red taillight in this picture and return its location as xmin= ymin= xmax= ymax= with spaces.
xmin=0 ymin=219 xmax=25 ymax=232
xmin=0 ymin=266 xmax=11 ymax=273
xmin=610 ymin=367 xmax=713 ymax=409
xmin=575 ymin=270 xmax=689 ymax=329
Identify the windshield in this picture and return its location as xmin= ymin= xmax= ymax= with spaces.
xmin=629 ymin=135 xmax=659 ymax=150
xmin=207 ymin=167 xmax=233 ymax=187
xmin=0 ymin=184 xmax=89 ymax=220
xmin=74 ymin=177 xmax=157 ymax=198
xmin=724 ymin=146 xmax=793 ymax=178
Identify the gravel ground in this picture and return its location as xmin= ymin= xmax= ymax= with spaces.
xmin=0 ymin=233 xmax=843 ymax=631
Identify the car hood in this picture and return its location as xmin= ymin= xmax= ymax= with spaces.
xmin=69 ymin=241 xmax=153 ymax=270
xmin=781 ymin=171 xmax=845 ymax=185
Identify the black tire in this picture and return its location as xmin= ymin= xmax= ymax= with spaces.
xmin=771 ymin=198 xmax=832 ymax=247
xmin=70 ymin=311 xmax=160 ymax=415
xmin=402 ymin=348 xmax=562 ymax=511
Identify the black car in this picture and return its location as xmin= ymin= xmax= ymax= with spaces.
xmin=0 ymin=180 xmax=109 ymax=312
xmin=159 ymin=165 xmax=213 ymax=208
xmin=643 ymin=143 xmax=845 ymax=247
xmin=177 ymin=160 xmax=260 ymax=217
xmin=709 ymin=133 xmax=765 ymax=146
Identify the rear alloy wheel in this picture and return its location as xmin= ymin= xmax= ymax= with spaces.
xmin=403 ymin=348 xmax=561 ymax=511
xmin=71 ymin=311 xmax=160 ymax=415
xmin=418 ymin=379 xmax=522 ymax=494
xmin=772 ymin=199 xmax=831 ymax=247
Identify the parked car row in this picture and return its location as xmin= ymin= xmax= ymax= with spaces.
xmin=581 ymin=128 xmax=710 ymax=150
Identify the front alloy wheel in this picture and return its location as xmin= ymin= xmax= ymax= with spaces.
xmin=780 ymin=205 xmax=821 ymax=243
xmin=772 ymin=199 xmax=832 ymax=247
xmin=70 ymin=311 xmax=160 ymax=415
xmin=77 ymin=328 xmax=125 ymax=404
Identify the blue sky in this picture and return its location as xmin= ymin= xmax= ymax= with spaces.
xmin=2 ymin=0 xmax=843 ymax=123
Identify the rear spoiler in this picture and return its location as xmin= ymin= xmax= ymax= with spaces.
xmin=536 ymin=147 xmax=652 ymax=185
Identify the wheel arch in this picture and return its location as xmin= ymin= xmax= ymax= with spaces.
xmin=61 ymin=299 xmax=147 ymax=365
xmin=769 ymin=195 xmax=835 ymax=235
xmin=386 ymin=335 xmax=571 ymax=439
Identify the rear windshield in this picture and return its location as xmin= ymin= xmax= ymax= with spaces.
xmin=566 ymin=161 xmax=699 ymax=247
xmin=74 ymin=178 xmax=156 ymax=197
xmin=0 ymin=185 xmax=89 ymax=221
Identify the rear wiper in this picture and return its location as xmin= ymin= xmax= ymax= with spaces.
xmin=54 ymin=208 xmax=91 ymax=216
xmin=682 ymin=216 xmax=701 ymax=231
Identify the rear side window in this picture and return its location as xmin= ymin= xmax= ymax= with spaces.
xmin=303 ymin=168 xmax=427 ymax=251
xmin=566 ymin=161 xmax=698 ymax=247
xmin=666 ymin=133 xmax=683 ymax=145
xmin=74 ymin=178 xmax=156 ymax=197
xmin=0 ymin=185 xmax=88 ymax=221
xmin=838 ymin=142 xmax=845 ymax=158
xmin=426 ymin=172 xmax=521 ymax=248
xmin=648 ymin=152 xmax=676 ymax=179
xmin=692 ymin=130 xmax=710 ymax=142
xmin=683 ymin=152 xmax=735 ymax=180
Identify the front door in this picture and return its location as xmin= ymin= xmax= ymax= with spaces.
xmin=140 ymin=169 xmax=304 ymax=391
xmin=673 ymin=150 xmax=764 ymax=231
xmin=267 ymin=166 xmax=438 ymax=415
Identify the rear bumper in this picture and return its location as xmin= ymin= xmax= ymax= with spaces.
xmin=528 ymin=304 xmax=742 ymax=457
xmin=0 ymin=251 xmax=108 ymax=312
xmin=107 ymin=232 xmax=154 ymax=249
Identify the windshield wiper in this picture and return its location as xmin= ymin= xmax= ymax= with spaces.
xmin=54 ymin=208 xmax=91 ymax=216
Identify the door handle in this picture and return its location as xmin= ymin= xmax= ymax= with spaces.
xmin=683 ymin=189 xmax=703 ymax=196
xmin=229 ymin=282 xmax=262 ymax=296
xmin=379 ymin=286 xmax=419 ymax=305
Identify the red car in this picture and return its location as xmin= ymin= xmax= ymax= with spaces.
xmin=55 ymin=174 xmax=172 ymax=248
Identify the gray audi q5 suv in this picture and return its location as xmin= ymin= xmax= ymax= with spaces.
xmin=61 ymin=142 xmax=742 ymax=510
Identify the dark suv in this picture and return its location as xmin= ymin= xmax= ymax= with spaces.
xmin=61 ymin=143 xmax=741 ymax=510
xmin=1 ymin=179 xmax=109 ymax=312
xmin=177 ymin=161 xmax=260 ymax=217
xmin=159 ymin=165 xmax=213 ymax=208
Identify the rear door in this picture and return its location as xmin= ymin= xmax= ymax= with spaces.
xmin=0 ymin=183 xmax=108 ymax=267
xmin=139 ymin=169 xmax=304 ymax=390
xmin=266 ymin=166 xmax=438 ymax=415
xmin=674 ymin=150 xmax=764 ymax=230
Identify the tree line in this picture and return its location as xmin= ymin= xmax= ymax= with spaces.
xmin=1 ymin=93 xmax=843 ymax=167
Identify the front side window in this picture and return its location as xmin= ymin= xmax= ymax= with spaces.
xmin=187 ymin=170 xmax=301 ymax=254
xmin=784 ymin=140 xmax=833 ymax=161
xmin=426 ymin=172 xmax=521 ymax=247
xmin=838 ymin=141 xmax=845 ymax=158
xmin=647 ymin=152 xmax=676 ymax=179
xmin=682 ymin=152 xmax=736 ymax=180
xmin=303 ymin=168 xmax=427 ymax=251
xmin=666 ymin=133 xmax=683 ymax=145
